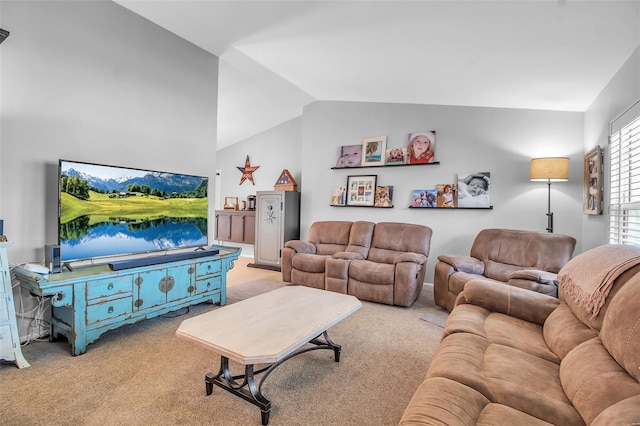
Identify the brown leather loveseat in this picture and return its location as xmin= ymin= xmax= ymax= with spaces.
xmin=434 ymin=228 xmax=576 ymax=311
xmin=281 ymin=221 xmax=432 ymax=307
xmin=401 ymin=244 xmax=640 ymax=425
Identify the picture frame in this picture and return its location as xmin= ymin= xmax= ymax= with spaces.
xmin=410 ymin=189 xmax=437 ymax=208
xmin=436 ymin=183 xmax=458 ymax=208
xmin=335 ymin=144 xmax=363 ymax=168
xmin=361 ymin=136 xmax=386 ymax=167
xmin=374 ymin=185 xmax=393 ymax=207
xmin=385 ymin=148 xmax=406 ymax=165
xmin=457 ymin=172 xmax=491 ymax=208
xmin=584 ymin=146 xmax=603 ymax=215
xmin=346 ymin=175 xmax=377 ymax=206
xmin=407 ymin=131 xmax=436 ymax=164
xmin=224 ymin=196 xmax=238 ymax=210
xmin=331 ymin=186 xmax=347 ymax=206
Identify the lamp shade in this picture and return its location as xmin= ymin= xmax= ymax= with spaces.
xmin=530 ymin=157 xmax=570 ymax=182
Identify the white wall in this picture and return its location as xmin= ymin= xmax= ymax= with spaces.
xmin=0 ymin=1 xmax=218 ymax=341
xmin=0 ymin=1 xmax=219 ymax=263
xmin=583 ymin=46 xmax=640 ymax=250
xmin=216 ymin=117 xmax=302 ymax=258
xmin=300 ymin=101 xmax=584 ymax=282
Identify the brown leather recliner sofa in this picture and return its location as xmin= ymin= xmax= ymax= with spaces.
xmin=434 ymin=228 xmax=576 ymax=312
xmin=401 ymin=244 xmax=640 ymax=425
xmin=281 ymin=221 xmax=432 ymax=307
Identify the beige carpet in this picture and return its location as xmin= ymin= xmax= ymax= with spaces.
xmin=1 ymin=257 xmax=444 ymax=426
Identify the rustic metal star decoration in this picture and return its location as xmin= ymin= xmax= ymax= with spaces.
xmin=237 ymin=155 xmax=259 ymax=185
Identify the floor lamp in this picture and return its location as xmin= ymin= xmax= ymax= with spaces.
xmin=530 ymin=157 xmax=569 ymax=233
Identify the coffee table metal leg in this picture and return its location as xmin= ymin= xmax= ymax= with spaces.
xmin=206 ymin=357 xmax=272 ymax=424
xmin=310 ymin=330 xmax=341 ymax=362
xmin=204 ymin=330 xmax=342 ymax=425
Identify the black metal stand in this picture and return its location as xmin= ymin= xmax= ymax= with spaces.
xmin=204 ymin=330 xmax=341 ymax=425
xmin=546 ymin=181 xmax=554 ymax=233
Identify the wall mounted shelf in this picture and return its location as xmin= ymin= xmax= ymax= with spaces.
xmin=330 ymin=205 xmax=394 ymax=208
xmin=331 ymin=161 xmax=440 ymax=170
xmin=408 ymin=206 xmax=493 ymax=210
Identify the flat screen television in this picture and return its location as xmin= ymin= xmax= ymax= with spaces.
xmin=58 ymin=159 xmax=209 ymax=263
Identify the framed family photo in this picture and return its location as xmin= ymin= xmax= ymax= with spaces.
xmin=331 ymin=186 xmax=347 ymax=206
xmin=457 ymin=172 xmax=491 ymax=208
xmin=335 ymin=144 xmax=363 ymax=168
xmin=346 ymin=175 xmax=377 ymax=206
xmin=385 ymin=148 xmax=406 ymax=165
xmin=361 ymin=136 xmax=386 ymax=167
xmin=410 ymin=189 xmax=437 ymax=208
xmin=584 ymin=146 xmax=603 ymax=215
xmin=374 ymin=185 xmax=393 ymax=207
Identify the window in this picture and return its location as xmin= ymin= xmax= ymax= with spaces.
xmin=609 ymin=101 xmax=640 ymax=244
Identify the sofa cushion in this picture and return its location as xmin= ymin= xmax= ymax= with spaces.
xmin=349 ymin=259 xmax=394 ymax=284
xmin=347 ymin=278 xmax=393 ymax=305
xmin=399 ymin=377 xmax=491 ymax=426
xmin=367 ymin=222 xmax=431 ymax=264
xmin=591 ymin=395 xmax=640 ymax=426
xmin=470 ymin=229 xmax=576 ymax=276
xmin=561 ymin=337 xmax=640 ymax=425
xmin=291 ymin=253 xmax=329 ymax=273
xmin=345 ymin=221 xmax=375 ymax=258
xmin=290 ymin=269 xmax=325 ymax=289
xmin=401 ymin=376 xmax=558 ymax=425
xmin=307 ymin=221 xmax=353 ymax=255
xmin=599 ymin=267 xmax=640 ymax=382
xmin=428 ymin=333 xmax=583 ymax=426
xmin=543 ymin=303 xmax=598 ymax=360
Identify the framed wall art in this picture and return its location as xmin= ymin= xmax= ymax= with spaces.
xmin=346 ymin=175 xmax=377 ymax=206
xmin=584 ymin=146 xmax=603 ymax=215
xmin=335 ymin=144 xmax=362 ymax=168
xmin=374 ymin=185 xmax=393 ymax=207
xmin=407 ymin=131 xmax=436 ymax=164
xmin=331 ymin=186 xmax=347 ymax=206
xmin=457 ymin=172 xmax=491 ymax=208
xmin=361 ymin=136 xmax=386 ymax=167
xmin=224 ymin=196 xmax=238 ymax=210
xmin=436 ymin=183 xmax=457 ymax=208
xmin=410 ymin=189 xmax=437 ymax=208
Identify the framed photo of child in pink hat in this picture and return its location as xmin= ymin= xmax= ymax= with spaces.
xmin=407 ymin=131 xmax=436 ymax=164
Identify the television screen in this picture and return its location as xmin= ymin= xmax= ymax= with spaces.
xmin=58 ymin=160 xmax=209 ymax=263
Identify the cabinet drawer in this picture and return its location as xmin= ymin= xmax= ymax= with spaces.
xmin=196 ymin=276 xmax=221 ymax=295
xmin=195 ymin=261 xmax=221 ymax=279
xmin=86 ymin=276 xmax=133 ymax=300
xmin=86 ymin=296 xmax=132 ymax=325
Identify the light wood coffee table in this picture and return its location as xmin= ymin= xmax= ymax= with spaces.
xmin=176 ymin=285 xmax=362 ymax=425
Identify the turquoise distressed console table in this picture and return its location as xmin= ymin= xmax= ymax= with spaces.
xmin=13 ymin=245 xmax=240 ymax=356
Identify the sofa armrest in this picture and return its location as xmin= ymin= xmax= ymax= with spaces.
xmin=437 ymin=254 xmax=484 ymax=275
xmin=284 ymin=240 xmax=316 ymax=254
xmin=332 ymin=251 xmax=364 ymax=260
xmin=507 ymin=269 xmax=557 ymax=284
xmin=393 ymin=252 xmax=427 ymax=265
xmin=457 ymin=278 xmax=560 ymax=325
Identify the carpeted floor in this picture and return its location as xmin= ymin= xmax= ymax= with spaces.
xmin=1 ymin=257 xmax=446 ymax=426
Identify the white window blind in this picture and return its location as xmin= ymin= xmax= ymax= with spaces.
xmin=609 ymin=109 xmax=640 ymax=244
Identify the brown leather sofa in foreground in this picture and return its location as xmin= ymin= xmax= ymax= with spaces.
xmin=434 ymin=228 xmax=577 ymax=312
xmin=281 ymin=221 xmax=432 ymax=307
xmin=401 ymin=244 xmax=640 ymax=425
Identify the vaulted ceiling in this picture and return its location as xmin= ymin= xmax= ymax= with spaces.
xmin=115 ymin=1 xmax=640 ymax=149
